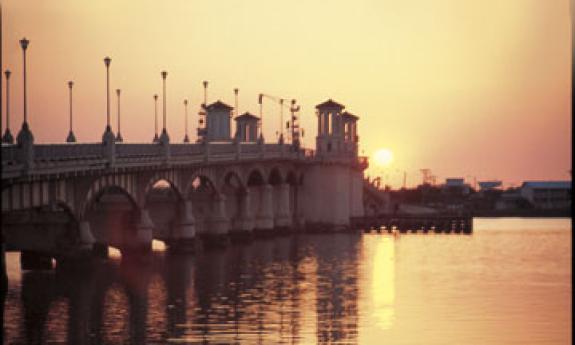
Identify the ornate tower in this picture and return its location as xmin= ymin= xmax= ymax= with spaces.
xmin=315 ymin=99 xmax=345 ymax=156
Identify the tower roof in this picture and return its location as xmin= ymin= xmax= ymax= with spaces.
xmin=234 ymin=112 xmax=260 ymax=121
xmin=206 ymin=100 xmax=233 ymax=111
xmin=315 ymin=99 xmax=345 ymax=110
xmin=341 ymin=111 xmax=359 ymax=120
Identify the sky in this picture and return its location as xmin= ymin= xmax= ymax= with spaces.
xmin=1 ymin=0 xmax=571 ymax=188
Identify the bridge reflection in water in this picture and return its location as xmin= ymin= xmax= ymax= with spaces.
xmin=4 ymin=233 xmax=381 ymax=344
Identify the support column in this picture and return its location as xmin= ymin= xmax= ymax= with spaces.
xmin=78 ymin=220 xmax=96 ymax=249
xmin=230 ymin=189 xmax=254 ymax=242
xmin=167 ymin=200 xmax=196 ymax=253
xmin=122 ymin=209 xmax=154 ymax=259
xmin=274 ymin=183 xmax=292 ymax=232
xmin=202 ymin=195 xmax=230 ymax=249
xmin=254 ymin=184 xmax=274 ymax=236
xmin=135 ymin=209 xmax=154 ymax=249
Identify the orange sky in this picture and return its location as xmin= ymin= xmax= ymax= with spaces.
xmin=1 ymin=0 xmax=571 ymax=188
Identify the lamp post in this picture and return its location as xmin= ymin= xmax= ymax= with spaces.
xmin=20 ymin=38 xmax=29 ymax=125
xmin=183 ymin=99 xmax=189 ymax=143
xmin=2 ymin=69 xmax=13 ymax=143
xmin=16 ymin=37 xmax=34 ymax=148
xmin=115 ymin=89 xmax=123 ymax=142
xmin=158 ymin=71 xmax=169 ymax=143
xmin=153 ymin=94 xmax=159 ymax=142
xmin=234 ymin=88 xmax=238 ymax=117
xmin=102 ymin=56 xmax=114 ymax=140
xmin=65 ymin=81 xmax=76 ymax=142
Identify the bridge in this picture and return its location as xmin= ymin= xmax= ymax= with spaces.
xmin=1 ymin=98 xmax=368 ymax=270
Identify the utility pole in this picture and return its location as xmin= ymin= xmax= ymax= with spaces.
xmin=403 ymin=171 xmax=407 ymax=189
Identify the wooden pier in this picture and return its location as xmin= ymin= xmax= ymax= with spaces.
xmin=350 ymin=214 xmax=473 ymax=234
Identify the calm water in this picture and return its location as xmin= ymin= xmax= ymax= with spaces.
xmin=2 ymin=218 xmax=572 ymax=344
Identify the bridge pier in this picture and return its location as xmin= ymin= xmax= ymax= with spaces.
xmin=274 ymin=183 xmax=292 ymax=233
xmin=254 ymin=185 xmax=274 ymax=236
xmin=229 ymin=191 xmax=254 ymax=243
xmin=201 ymin=195 xmax=230 ymax=249
xmin=78 ymin=221 xmax=96 ymax=250
xmin=166 ymin=200 xmax=196 ymax=253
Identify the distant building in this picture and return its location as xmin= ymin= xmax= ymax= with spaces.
xmin=520 ymin=181 xmax=571 ymax=209
xmin=478 ymin=181 xmax=502 ymax=192
xmin=495 ymin=189 xmax=526 ymax=210
xmin=443 ymin=178 xmax=470 ymax=195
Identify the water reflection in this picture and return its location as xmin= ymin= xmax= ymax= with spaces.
xmin=4 ymin=234 xmax=365 ymax=344
xmin=4 ymin=220 xmax=571 ymax=344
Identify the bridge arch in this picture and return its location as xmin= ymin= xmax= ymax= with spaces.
xmin=82 ymin=179 xmax=141 ymax=254
xmin=143 ymin=172 xmax=185 ymax=203
xmin=246 ymin=168 xmax=266 ymax=187
xmin=143 ymin=176 xmax=186 ymax=243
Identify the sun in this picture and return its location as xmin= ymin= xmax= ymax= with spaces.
xmin=374 ymin=148 xmax=394 ymax=167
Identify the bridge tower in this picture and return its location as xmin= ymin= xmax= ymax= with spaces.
xmin=234 ymin=112 xmax=259 ymax=142
xmin=203 ymin=100 xmax=233 ymax=142
xmin=315 ymin=99 xmax=346 ymax=157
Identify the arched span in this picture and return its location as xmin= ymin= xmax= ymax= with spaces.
xmin=81 ymin=178 xmax=139 ymax=220
xmin=221 ymin=170 xmax=246 ymax=193
xmin=246 ymin=168 xmax=265 ymax=187
xmin=184 ymin=168 xmax=219 ymax=196
xmin=143 ymin=174 xmax=184 ymax=202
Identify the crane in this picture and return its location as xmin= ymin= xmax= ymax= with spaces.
xmin=258 ymin=93 xmax=302 ymax=146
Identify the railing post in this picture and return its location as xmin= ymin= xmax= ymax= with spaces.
xmin=258 ymin=138 xmax=265 ymax=158
xmin=235 ymin=140 xmax=241 ymax=160
xmin=160 ymin=137 xmax=171 ymax=162
xmin=102 ymin=129 xmax=115 ymax=165
xmin=203 ymin=141 xmax=210 ymax=162
xmin=16 ymin=123 xmax=34 ymax=171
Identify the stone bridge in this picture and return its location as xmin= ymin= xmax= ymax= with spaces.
xmin=2 ymin=140 xmax=367 ymax=267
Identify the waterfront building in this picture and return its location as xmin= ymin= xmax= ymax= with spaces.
xmin=519 ymin=181 xmax=571 ymax=209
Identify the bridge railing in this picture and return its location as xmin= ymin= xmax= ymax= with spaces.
xmin=170 ymin=143 xmax=203 ymax=157
xmin=116 ymin=143 xmax=162 ymax=158
xmin=34 ymin=143 xmax=103 ymax=161
xmin=1 ymin=144 xmax=18 ymax=163
xmin=240 ymin=143 xmax=259 ymax=154
xmin=210 ymin=143 xmax=236 ymax=155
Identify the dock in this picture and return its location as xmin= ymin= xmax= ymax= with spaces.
xmin=350 ymin=214 xmax=473 ymax=234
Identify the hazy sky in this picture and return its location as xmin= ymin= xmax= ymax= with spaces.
xmin=1 ymin=0 xmax=571 ymax=188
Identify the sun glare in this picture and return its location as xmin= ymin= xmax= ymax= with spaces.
xmin=374 ymin=148 xmax=394 ymax=167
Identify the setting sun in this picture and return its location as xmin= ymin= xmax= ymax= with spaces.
xmin=374 ymin=148 xmax=394 ymax=167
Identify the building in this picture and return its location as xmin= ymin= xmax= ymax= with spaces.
xmin=442 ymin=178 xmax=471 ymax=195
xmin=478 ymin=181 xmax=502 ymax=192
xmin=520 ymin=181 xmax=571 ymax=209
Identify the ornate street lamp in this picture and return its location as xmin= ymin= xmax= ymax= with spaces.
xmin=20 ymin=38 xmax=29 ymax=125
xmin=115 ymin=88 xmax=123 ymax=142
xmin=234 ymin=88 xmax=239 ymax=117
xmin=153 ymin=94 xmax=159 ymax=142
xmin=65 ymin=81 xmax=76 ymax=142
xmin=103 ymin=56 xmax=112 ymax=132
xmin=16 ymin=37 xmax=34 ymax=146
xmin=183 ymin=99 xmax=189 ymax=143
xmin=2 ymin=69 xmax=13 ymax=143
xmin=159 ymin=71 xmax=169 ymax=143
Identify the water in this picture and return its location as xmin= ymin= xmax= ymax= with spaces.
xmin=2 ymin=218 xmax=571 ymax=344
